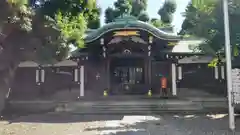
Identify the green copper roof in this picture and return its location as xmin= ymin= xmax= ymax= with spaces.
xmin=84 ymin=15 xmax=181 ymax=43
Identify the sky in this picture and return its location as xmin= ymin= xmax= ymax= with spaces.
xmin=97 ymin=0 xmax=191 ymax=33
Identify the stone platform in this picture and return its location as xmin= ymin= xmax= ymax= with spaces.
xmin=3 ymin=87 xmax=230 ymax=116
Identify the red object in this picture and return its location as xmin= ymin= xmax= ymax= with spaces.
xmin=161 ymin=77 xmax=167 ymax=89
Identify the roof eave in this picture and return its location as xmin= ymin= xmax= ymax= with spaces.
xmin=84 ymin=21 xmax=181 ymax=43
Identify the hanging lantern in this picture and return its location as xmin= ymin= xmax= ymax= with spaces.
xmin=148 ymin=51 xmax=151 ymax=56
xmin=36 ymin=68 xmax=40 ymax=84
xmin=149 ymin=36 xmax=153 ymax=44
xmin=100 ymin=38 xmax=104 ymax=45
xmin=102 ymin=46 xmax=106 ymax=58
xmin=221 ymin=65 xmax=225 ymax=79
xmin=74 ymin=68 xmax=79 ymax=82
xmin=102 ymin=46 xmax=106 ymax=51
xmin=178 ymin=66 xmax=182 ymax=80
xmin=148 ymin=45 xmax=151 ymax=51
xmin=40 ymin=69 xmax=45 ymax=83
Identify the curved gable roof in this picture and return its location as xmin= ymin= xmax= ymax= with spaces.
xmin=85 ymin=15 xmax=181 ymax=43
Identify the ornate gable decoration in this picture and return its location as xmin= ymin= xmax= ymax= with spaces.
xmin=113 ymin=31 xmax=140 ymax=36
xmin=131 ymin=36 xmax=147 ymax=44
xmin=108 ymin=36 xmax=147 ymax=45
xmin=108 ymin=37 xmax=123 ymax=44
xmin=122 ymin=49 xmax=132 ymax=54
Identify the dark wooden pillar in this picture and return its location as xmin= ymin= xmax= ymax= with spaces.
xmin=106 ymin=58 xmax=110 ymax=90
xmin=148 ymin=36 xmax=152 ymax=88
xmin=144 ymin=58 xmax=148 ymax=86
xmin=148 ymin=58 xmax=152 ymax=87
xmin=144 ymin=58 xmax=152 ymax=88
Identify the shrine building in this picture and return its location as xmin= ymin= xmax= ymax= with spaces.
xmin=69 ymin=15 xmax=225 ymax=96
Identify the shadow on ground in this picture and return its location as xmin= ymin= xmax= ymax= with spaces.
xmin=83 ymin=114 xmax=239 ymax=135
xmin=1 ymin=112 xmax=240 ymax=135
xmin=1 ymin=113 xmax=124 ymax=124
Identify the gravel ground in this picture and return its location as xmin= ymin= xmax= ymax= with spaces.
xmin=0 ymin=113 xmax=239 ymax=135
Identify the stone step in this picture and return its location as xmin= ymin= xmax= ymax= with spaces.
xmin=54 ymin=106 xmax=227 ymax=115
xmin=55 ymin=107 xmax=204 ymax=114
xmin=7 ymin=98 xmax=229 ymax=115
xmin=54 ymin=100 xmax=228 ymax=114
xmin=61 ymin=105 xmax=203 ymax=111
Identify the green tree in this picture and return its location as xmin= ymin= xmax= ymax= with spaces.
xmin=179 ymin=0 xmax=240 ymax=67
xmin=180 ymin=0 xmax=240 ymax=54
xmin=114 ymin=0 xmax=132 ymax=15
xmin=138 ymin=12 xmax=149 ymax=22
xmin=0 ymin=0 xmax=100 ymax=112
xmin=130 ymin=0 xmax=147 ymax=17
xmin=39 ymin=0 xmax=101 ymax=29
xmin=104 ymin=0 xmax=149 ymax=23
xmin=147 ymin=0 xmax=177 ymax=30
xmin=105 ymin=7 xmax=118 ymax=23
xmin=158 ymin=0 xmax=177 ymax=24
xmin=150 ymin=18 xmax=169 ymax=28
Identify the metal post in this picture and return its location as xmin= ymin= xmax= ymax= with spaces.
xmin=172 ymin=64 xmax=177 ymax=96
xmin=80 ymin=65 xmax=84 ymax=97
xmin=223 ymin=0 xmax=235 ymax=130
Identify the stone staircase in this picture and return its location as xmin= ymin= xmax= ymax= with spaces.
xmin=6 ymin=97 xmax=228 ymax=116
xmin=54 ymin=99 xmax=228 ymax=114
xmin=54 ymin=101 xmax=200 ymax=114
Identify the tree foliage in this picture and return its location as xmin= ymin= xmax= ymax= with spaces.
xmin=0 ymin=0 xmax=100 ymax=111
xmin=114 ymin=0 xmax=132 ymax=15
xmin=0 ymin=0 xmax=100 ymax=64
xmin=150 ymin=18 xmax=169 ymax=28
xmin=0 ymin=0 xmax=101 ymax=105
xmin=138 ymin=12 xmax=149 ymax=22
xmin=0 ymin=0 xmax=35 ymax=64
xmin=158 ymin=0 xmax=177 ymax=24
xmin=105 ymin=7 xmax=119 ymax=23
xmin=0 ymin=0 xmax=101 ymax=74
xmin=130 ymin=0 xmax=147 ymax=17
xmin=104 ymin=0 xmax=149 ymax=23
xmin=40 ymin=0 xmax=101 ymax=29
xmin=104 ymin=0 xmax=175 ymax=30
xmin=180 ymin=0 xmax=240 ymax=56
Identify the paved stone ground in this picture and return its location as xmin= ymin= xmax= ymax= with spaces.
xmin=0 ymin=113 xmax=240 ymax=135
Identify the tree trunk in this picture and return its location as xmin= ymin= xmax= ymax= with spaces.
xmin=0 ymin=62 xmax=18 ymax=114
